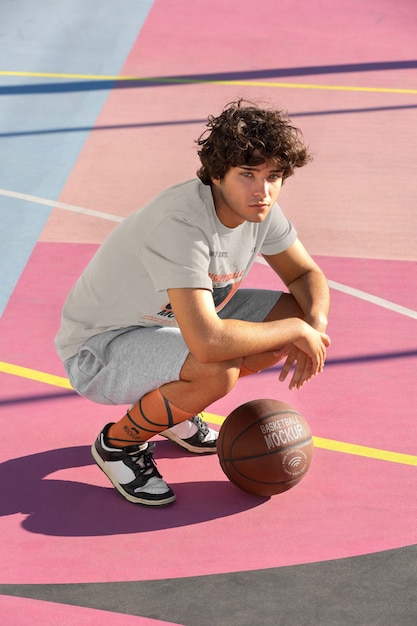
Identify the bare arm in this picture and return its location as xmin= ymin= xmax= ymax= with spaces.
xmin=168 ymin=287 xmax=329 ymax=375
xmin=263 ymin=238 xmax=331 ymax=387
xmin=263 ymin=238 xmax=330 ymax=331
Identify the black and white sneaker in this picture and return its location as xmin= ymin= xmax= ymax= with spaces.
xmin=91 ymin=423 xmax=176 ymax=506
xmin=160 ymin=415 xmax=218 ymax=454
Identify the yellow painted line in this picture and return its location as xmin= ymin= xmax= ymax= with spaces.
xmin=202 ymin=413 xmax=417 ymax=467
xmin=203 ymin=412 xmax=226 ymax=427
xmin=212 ymin=81 xmax=417 ymax=95
xmin=1 ymin=70 xmax=416 ymax=95
xmin=0 ymin=361 xmax=73 ymax=390
xmin=312 ymin=436 xmax=417 ymax=467
xmin=1 ymin=361 xmax=416 ymax=466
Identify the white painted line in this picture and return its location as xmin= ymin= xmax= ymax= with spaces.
xmin=0 ymin=188 xmax=123 ymax=223
xmin=1 ymin=186 xmax=416 ymax=320
xmin=327 ymin=280 xmax=417 ymax=320
xmin=256 ymin=256 xmax=417 ymax=320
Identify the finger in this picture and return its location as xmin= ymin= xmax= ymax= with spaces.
xmin=313 ymin=346 xmax=327 ymax=377
xmin=290 ymin=355 xmax=313 ymax=390
xmin=322 ymin=333 xmax=331 ymax=347
xmin=313 ymin=345 xmax=326 ymax=375
xmin=289 ymin=366 xmax=303 ymax=390
xmin=279 ymin=354 xmax=296 ymax=382
xmin=319 ymin=344 xmax=328 ymax=372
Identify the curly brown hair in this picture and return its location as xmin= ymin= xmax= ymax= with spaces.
xmin=196 ymin=100 xmax=312 ymax=185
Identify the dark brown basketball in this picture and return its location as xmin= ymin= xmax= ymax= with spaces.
xmin=217 ymin=399 xmax=314 ymax=496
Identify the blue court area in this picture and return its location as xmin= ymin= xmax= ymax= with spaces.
xmin=0 ymin=0 xmax=153 ymax=315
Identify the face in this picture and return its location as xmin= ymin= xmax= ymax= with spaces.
xmin=210 ymin=160 xmax=283 ymax=228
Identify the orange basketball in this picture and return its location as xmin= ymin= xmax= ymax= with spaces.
xmin=217 ymin=399 xmax=314 ymax=496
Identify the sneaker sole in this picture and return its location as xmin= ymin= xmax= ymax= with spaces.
xmin=159 ymin=431 xmax=218 ymax=454
xmin=91 ymin=444 xmax=176 ymax=506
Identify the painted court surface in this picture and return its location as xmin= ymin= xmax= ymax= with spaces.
xmin=1 ymin=1 xmax=416 ymax=624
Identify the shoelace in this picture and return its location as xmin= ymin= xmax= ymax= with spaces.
xmin=191 ymin=414 xmax=209 ymax=435
xmin=128 ymin=442 xmax=159 ymax=476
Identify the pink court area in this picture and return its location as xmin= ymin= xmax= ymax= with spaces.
xmin=41 ymin=0 xmax=417 ymax=262
xmin=0 ymin=243 xmax=416 ymax=585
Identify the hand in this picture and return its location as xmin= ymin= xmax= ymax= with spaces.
xmin=277 ymin=345 xmax=315 ymax=390
xmin=276 ymin=327 xmax=330 ymax=390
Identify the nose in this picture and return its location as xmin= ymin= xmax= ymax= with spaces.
xmin=253 ymin=179 xmax=269 ymax=199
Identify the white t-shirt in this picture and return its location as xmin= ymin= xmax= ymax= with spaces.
xmin=55 ymin=179 xmax=297 ymax=361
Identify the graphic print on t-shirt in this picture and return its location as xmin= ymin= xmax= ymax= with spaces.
xmin=155 ymin=301 xmax=176 ymax=321
xmin=210 ymin=270 xmax=244 ymax=311
xmin=156 ymin=272 xmax=243 ymax=325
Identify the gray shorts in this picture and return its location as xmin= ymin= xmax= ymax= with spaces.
xmin=65 ymin=288 xmax=282 ymax=405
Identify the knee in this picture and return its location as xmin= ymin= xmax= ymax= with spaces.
xmin=199 ymin=359 xmax=241 ymax=401
xmin=178 ymin=355 xmax=241 ymax=407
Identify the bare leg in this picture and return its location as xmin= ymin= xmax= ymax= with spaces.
xmin=161 ymin=354 xmax=241 ymax=414
xmin=108 ymin=293 xmax=303 ymax=446
xmin=107 ymin=355 xmax=241 ymax=446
